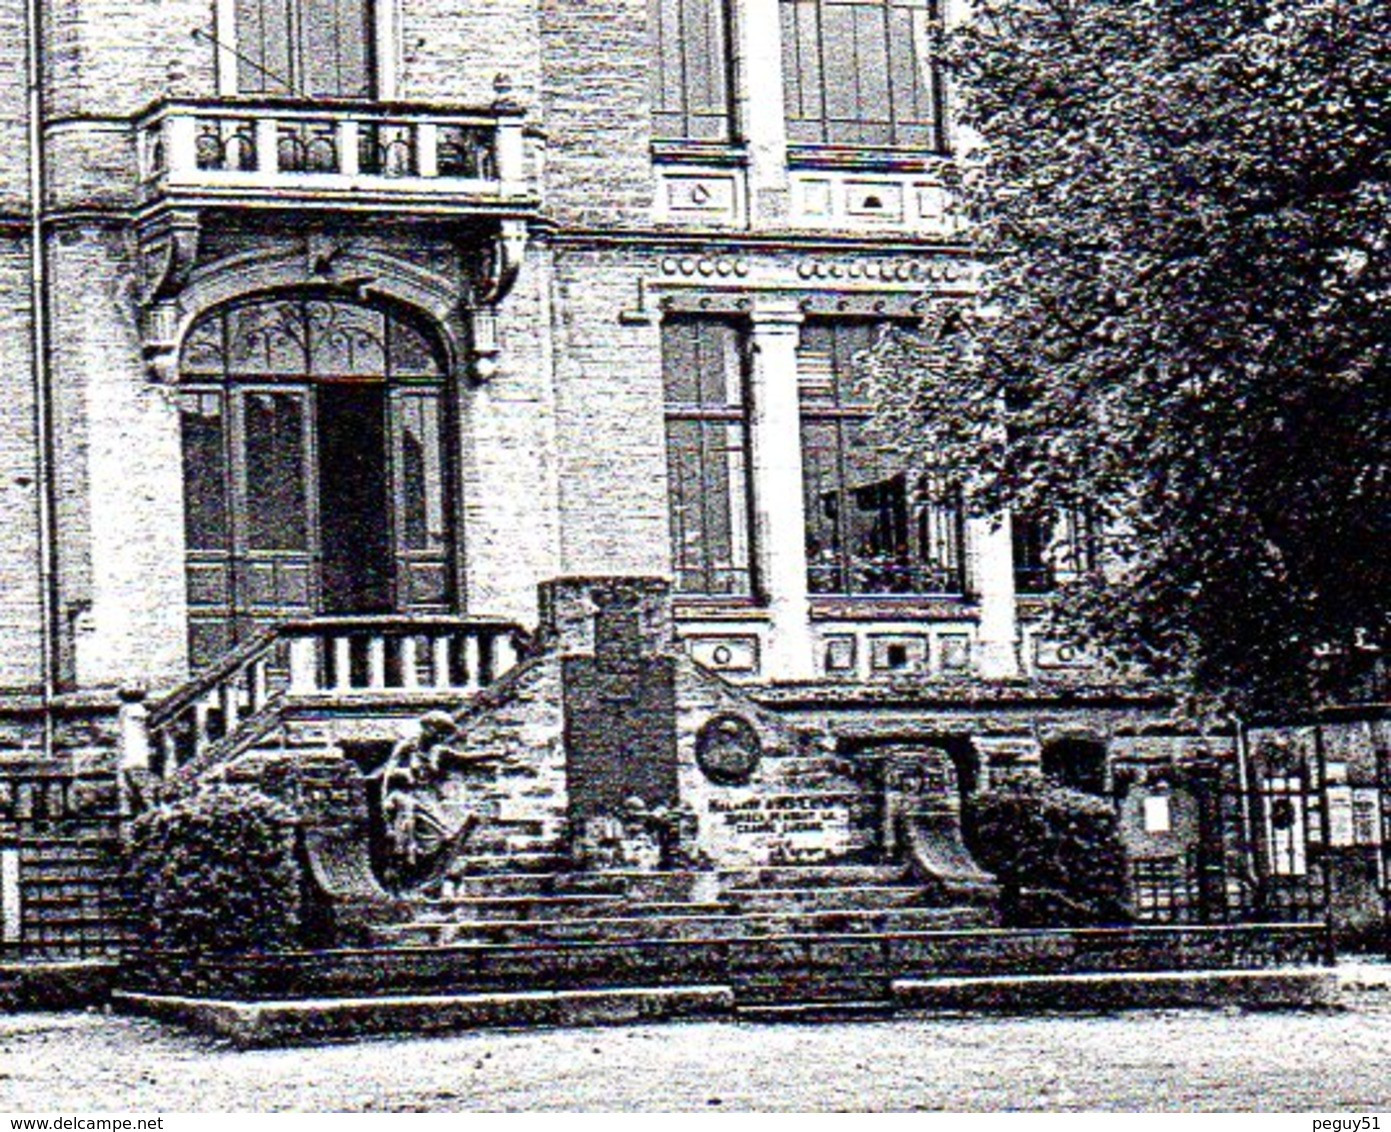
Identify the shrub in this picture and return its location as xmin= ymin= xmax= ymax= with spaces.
xmin=125 ymin=784 xmax=302 ymax=953
xmin=963 ymin=779 xmax=1129 ymax=926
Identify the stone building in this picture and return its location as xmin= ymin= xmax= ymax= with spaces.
xmin=0 ymin=0 xmax=1373 ymax=957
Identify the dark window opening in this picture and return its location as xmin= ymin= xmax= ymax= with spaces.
xmin=1041 ymin=738 xmax=1109 ymax=796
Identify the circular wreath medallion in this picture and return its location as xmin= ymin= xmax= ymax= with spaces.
xmin=695 ymin=714 xmax=762 ymax=786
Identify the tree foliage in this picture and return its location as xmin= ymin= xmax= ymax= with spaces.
xmin=125 ymin=785 xmax=303 ymax=954
xmin=862 ymin=0 xmax=1389 ymax=712
xmin=963 ymin=780 xmax=1130 ymax=926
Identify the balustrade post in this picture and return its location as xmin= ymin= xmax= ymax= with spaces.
xmin=337 ymin=119 xmax=360 ymax=176
xmin=160 ymin=731 xmax=179 ymax=775
xmin=288 ymin=636 xmax=318 ymax=693
xmin=431 ymin=636 xmax=452 ymax=690
xmin=255 ymin=117 xmax=279 ymax=174
xmin=494 ymin=118 xmax=524 ymax=185
xmin=193 ymin=700 xmax=213 ymax=754
xmin=367 ymin=636 xmax=387 ymax=689
xmin=333 ymin=637 xmax=354 ymax=691
xmin=462 ymin=634 xmax=482 ymax=693
xmin=493 ymin=633 xmax=518 ymax=680
xmin=165 ymin=115 xmax=199 ymax=180
xmin=249 ymin=658 xmax=269 ymax=711
xmin=220 ymin=679 xmax=241 ymax=733
xmin=400 ymin=635 xmax=420 ymax=689
xmin=416 ymin=123 xmax=438 ymax=177
xmin=117 ymin=691 xmax=150 ymax=772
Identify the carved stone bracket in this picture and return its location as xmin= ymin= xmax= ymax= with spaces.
xmin=136 ymin=209 xmax=202 ymax=382
xmin=137 ymin=209 xmax=201 ymax=306
xmin=475 ymin=218 xmax=528 ymax=306
xmin=462 ymin=218 xmax=528 ymax=382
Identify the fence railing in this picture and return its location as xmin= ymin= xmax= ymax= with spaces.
xmin=134 ymin=615 xmax=528 ymax=777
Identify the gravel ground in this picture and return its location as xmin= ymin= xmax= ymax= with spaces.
xmin=3 ymin=992 xmax=1391 ymax=1112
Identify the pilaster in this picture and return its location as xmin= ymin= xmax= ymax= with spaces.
xmin=970 ymin=514 xmax=1020 ymax=679
xmin=732 ymin=0 xmax=791 ymax=225
xmin=747 ymin=301 xmax=814 ymax=680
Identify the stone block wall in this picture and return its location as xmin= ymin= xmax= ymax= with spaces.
xmin=539 ymin=0 xmax=655 ymax=228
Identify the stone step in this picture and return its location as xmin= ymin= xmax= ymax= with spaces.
xmin=412 ymin=894 xmax=628 ymax=922
xmin=132 ymin=930 xmax=976 ymax=1004
xmin=371 ymin=905 xmax=993 ymax=948
xmin=718 ymin=864 xmax=909 ymax=890
xmin=444 ymin=869 xmax=698 ymax=901
xmin=723 ymin=885 xmax=932 ymax=914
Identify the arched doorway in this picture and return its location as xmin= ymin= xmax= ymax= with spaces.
xmin=178 ymin=294 xmax=453 ymax=668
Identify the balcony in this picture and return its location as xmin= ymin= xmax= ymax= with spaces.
xmin=135 ymin=98 xmax=537 ymax=218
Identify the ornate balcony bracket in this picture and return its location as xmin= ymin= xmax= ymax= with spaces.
xmin=463 ymin=217 xmax=528 ymax=382
xmin=474 ymin=218 xmax=527 ymax=306
xmin=136 ymin=209 xmax=202 ymax=382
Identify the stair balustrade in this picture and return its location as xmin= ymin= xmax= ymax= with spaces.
xmin=134 ymin=616 xmax=528 ymax=780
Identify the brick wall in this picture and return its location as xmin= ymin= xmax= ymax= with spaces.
xmin=550 ymin=246 xmax=670 ymax=578
xmin=47 ymin=223 xmax=188 ymax=690
xmin=0 ymin=239 xmax=43 ymax=690
xmin=0 ymin=0 xmax=28 ymax=212
xmin=540 ymin=0 xmax=655 ymax=228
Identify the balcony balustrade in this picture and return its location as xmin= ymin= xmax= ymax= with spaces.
xmin=135 ymin=98 xmax=534 ymax=214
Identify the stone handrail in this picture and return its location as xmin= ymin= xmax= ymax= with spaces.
xmin=135 ymin=615 xmax=528 ymax=778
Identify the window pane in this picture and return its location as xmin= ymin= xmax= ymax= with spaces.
xmin=244 ymin=391 xmax=308 ymax=551
xmin=663 ymin=319 xmax=750 ymax=596
xmin=801 ymin=323 xmax=962 ymax=596
xmin=306 ymin=300 xmax=386 ymax=377
xmin=235 ymin=0 xmax=294 ymax=94
xmin=663 ymin=318 xmax=742 ymax=407
xmin=227 ymin=300 xmax=307 ymax=376
xmin=396 ymin=394 xmax=446 ymax=551
xmin=180 ymin=392 xmax=229 ymax=550
xmin=666 ymin=418 xmax=750 ymax=595
xmin=780 ymin=0 xmax=942 ymax=147
xmin=1012 ymin=512 xmax=1054 ymax=594
xmin=302 ymin=0 xmax=373 ymax=97
xmin=651 ymin=0 xmax=731 ymax=140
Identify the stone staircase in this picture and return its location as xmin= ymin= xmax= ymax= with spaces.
xmin=355 ymin=863 xmax=996 ymax=1011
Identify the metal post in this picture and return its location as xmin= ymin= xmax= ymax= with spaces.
xmin=1313 ymin=721 xmax=1337 ymax=964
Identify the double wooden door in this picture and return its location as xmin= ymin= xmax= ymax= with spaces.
xmin=178 ymin=297 xmax=452 ymax=669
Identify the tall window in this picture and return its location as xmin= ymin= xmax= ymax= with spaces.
xmin=664 ymin=319 xmax=752 ymax=596
xmin=800 ymin=322 xmax=964 ymax=596
xmin=235 ymin=0 xmax=375 ymax=97
xmin=649 ymin=0 xmax=733 ymax=141
xmin=780 ymin=0 xmax=942 ymax=147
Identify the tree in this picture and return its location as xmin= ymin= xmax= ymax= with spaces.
xmin=862 ymin=0 xmax=1388 ymax=713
